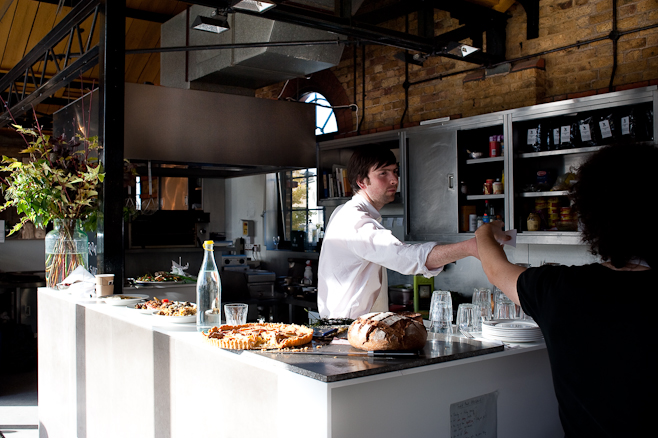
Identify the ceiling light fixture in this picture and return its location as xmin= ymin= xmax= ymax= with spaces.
xmin=191 ymin=9 xmax=230 ymax=34
xmin=231 ymin=1 xmax=276 ymax=13
xmin=394 ymin=51 xmax=430 ymax=67
xmin=443 ymin=42 xmax=480 ymax=58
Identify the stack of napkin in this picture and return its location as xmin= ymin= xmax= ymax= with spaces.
xmin=57 ymin=266 xmax=96 ymax=299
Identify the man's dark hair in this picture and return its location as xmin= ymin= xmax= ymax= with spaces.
xmin=570 ymin=143 xmax=657 ymax=269
xmin=347 ymin=146 xmax=397 ymax=193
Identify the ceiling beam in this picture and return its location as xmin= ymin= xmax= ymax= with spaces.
xmin=32 ymin=0 xmax=174 ymax=23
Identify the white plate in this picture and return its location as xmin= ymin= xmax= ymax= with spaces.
xmin=151 ymin=313 xmax=196 ymax=324
xmin=133 ymin=280 xmax=185 ymax=285
xmin=126 ymin=305 xmax=156 ymax=314
xmin=100 ymin=294 xmax=149 ymax=306
xmin=496 ymin=321 xmax=538 ymax=329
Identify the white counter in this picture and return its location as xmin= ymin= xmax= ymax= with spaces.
xmin=37 ymin=288 xmax=563 ymax=438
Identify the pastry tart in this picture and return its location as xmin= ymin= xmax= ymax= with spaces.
xmin=203 ymin=323 xmax=313 ymax=350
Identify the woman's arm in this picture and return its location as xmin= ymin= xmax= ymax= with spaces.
xmin=474 ymin=222 xmax=525 ymax=306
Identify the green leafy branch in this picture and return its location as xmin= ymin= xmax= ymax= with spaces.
xmin=0 ymin=124 xmax=105 ymax=235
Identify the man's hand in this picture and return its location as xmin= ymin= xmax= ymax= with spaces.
xmin=475 ymin=221 xmax=510 ymax=246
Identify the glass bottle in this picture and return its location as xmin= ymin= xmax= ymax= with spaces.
xmin=196 ymin=240 xmax=221 ymax=332
xmin=44 ymin=219 xmax=88 ymax=288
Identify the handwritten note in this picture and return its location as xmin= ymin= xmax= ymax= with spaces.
xmin=450 ymin=391 xmax=497 ymax=438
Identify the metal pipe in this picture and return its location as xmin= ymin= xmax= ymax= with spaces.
xmin=125 ymin=39 xmax=352 ymax=55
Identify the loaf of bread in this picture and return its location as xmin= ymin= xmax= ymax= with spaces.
xmin=348 ymin=312 xmax=427 ymax=351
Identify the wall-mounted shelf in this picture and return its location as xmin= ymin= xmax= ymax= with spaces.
xmin=466 ymin=156 xmax=505 ymax=164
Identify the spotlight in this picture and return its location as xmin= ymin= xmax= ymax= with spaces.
xmin=231 ymin=1 xmax=276 ymax=13
xmin=394 ymin=51 xmax=430 ymax=67
xmin=443 ymin=42 xmax=480 ymax=58
xmin=191 ymin=9 xmax=230 ymax=34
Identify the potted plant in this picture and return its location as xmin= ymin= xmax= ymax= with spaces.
xmin=0 ymin=120 xmax=104 ymax=288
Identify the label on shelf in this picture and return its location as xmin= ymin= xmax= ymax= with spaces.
xmin=560 ymin=126 xmax=571 ymax=144
xmin=621 ymin=116 xmax=630 ymax=135
xmin=527 ymin=128 xmax=538 ymax=145
xmin=553 ymin=128 xmax=560 ymax=145
xmin=579 ymin=123 xmax=592 ymax=142
xmin=599 ymin=120 xmax=612 ymax=139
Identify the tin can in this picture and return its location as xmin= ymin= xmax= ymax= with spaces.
xmin=489 ymin=141 xmax=499 ymax=157
xmin=483 ymin=179 xmax=494 ymax=195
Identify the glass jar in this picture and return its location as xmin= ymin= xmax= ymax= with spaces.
xmin=44 ymin=219 xmax=89 ymax=288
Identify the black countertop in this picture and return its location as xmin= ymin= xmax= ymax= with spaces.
xmin=243 ymin=336 xmax=504 ymax=383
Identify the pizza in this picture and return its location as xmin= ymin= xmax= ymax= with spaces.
xmin=203 ymin=323 xmax=314 ymax=350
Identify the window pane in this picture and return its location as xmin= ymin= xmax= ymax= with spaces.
xmin=302 ymin=92 xmax=338 ymax=135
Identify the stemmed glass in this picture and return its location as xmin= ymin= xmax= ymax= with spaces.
xmin=272 ymin=236 xmax=280 ymax=250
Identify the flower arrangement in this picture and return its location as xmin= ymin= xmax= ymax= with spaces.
xmin=0 ymin=123 xmax=104 ymax=234
xmin=0 ymin=118 xmax=105 ymax=287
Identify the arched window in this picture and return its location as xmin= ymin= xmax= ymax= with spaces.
xmin=302 ymin=92 xmax=338 ymax=136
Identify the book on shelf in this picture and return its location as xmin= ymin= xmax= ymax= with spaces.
xmin=331 ymin=164 xmax=352 ymax=198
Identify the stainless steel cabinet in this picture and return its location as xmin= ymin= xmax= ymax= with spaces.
xmin=318 ymin=85 xmax=656 ymax=245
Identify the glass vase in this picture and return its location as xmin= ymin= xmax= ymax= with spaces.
xmin=45 ymin=219 xmax=89 ymax=288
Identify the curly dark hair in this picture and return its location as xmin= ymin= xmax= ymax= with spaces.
xmin=569 ymin=143 xmax=657 ymax=269
xmin=347 ymin=146 xmax=397 ymax=193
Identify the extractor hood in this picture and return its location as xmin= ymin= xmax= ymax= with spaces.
xmin=53 ymin=83 xmax=316 ymax=178
xmin=161 ymin=2 xmax=364 ymax=92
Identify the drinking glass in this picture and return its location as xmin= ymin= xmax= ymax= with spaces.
xmin=457 ymin=303 xmax=482 ymax=334
xmin=224 ymin=303 xmax=248 ymax=325
xmin=494 ymin=298 xmax=516 ymax=319
xmin=272 ymin=236 xmax=280 ymax=249
xmin=429 ymin=291 xmax=453 ymax=336
xmin=472 ymin=288 xmax=492 ymax=321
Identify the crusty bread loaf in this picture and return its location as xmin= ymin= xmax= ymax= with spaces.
xmin=348 ymin=312 xmax=427 ymax=351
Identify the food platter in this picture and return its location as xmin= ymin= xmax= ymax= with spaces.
xmin=99 ymin=294 xmax=149 ymax=306
xmin=133 ymin=280 xmax=185 ymax=285
xmin=133 ymin=272 xmax=187 ymax=284
xmin=126 ymin=305 xmax=156 ymax=314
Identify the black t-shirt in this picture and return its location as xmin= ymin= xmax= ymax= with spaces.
xmin=518 ymin=264 xmax=657 ymax=438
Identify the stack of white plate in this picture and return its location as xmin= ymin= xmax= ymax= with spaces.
xmin=482 ymin=319 xmax=543 ymax=343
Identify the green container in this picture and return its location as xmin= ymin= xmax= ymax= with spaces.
xmin=413 ymin=275 xmax=434 ymax=319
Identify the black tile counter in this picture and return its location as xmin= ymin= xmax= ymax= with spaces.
xmin=248 ymin=337 xmax=504 ymax=382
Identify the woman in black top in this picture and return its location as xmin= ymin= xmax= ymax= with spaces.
xmin=475 ymin=143 xmax=657 ymax=437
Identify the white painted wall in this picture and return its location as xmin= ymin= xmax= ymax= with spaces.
xmin=225 ymin=175 xmax=266 ymax=248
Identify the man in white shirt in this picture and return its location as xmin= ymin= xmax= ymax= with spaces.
xmin=317 ymin=146 xmax=479 ymax=319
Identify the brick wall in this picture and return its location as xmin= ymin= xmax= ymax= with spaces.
xmin=256 ymin=0 xmax=658 ymax=135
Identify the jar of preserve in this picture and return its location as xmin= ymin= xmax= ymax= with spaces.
xmin=493 ymin=179 xmax=503 ymax=194
xmin=527 ymin=213 xmax=540 ymax=231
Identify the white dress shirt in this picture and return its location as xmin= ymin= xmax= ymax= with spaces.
xmin=317 ymin=193 xmax=442 ymax=319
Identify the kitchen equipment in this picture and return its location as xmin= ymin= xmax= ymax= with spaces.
xmin=388 ymin=284 xmax=414 ymax=306
xmin=290 ymin=231 xmax=306 ymax=251
xmin=221 ymin=269 xmax=276 ymax=301
xmin=413 ymin=275 xmax=434 ymax=317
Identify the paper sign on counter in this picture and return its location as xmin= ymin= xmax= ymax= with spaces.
xmin=450 ymin=391 xmax=498 ymax=438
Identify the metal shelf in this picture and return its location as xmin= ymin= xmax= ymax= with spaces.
xmin=466 ymin=156 xmax=504 ymax=164
xmin=519 ymin=190 xmax=569 ymax=198
xmin=517 ymin=146 xmax=603 ymax=159
xmin=466 ymin=194 xmax=505 ymax=201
